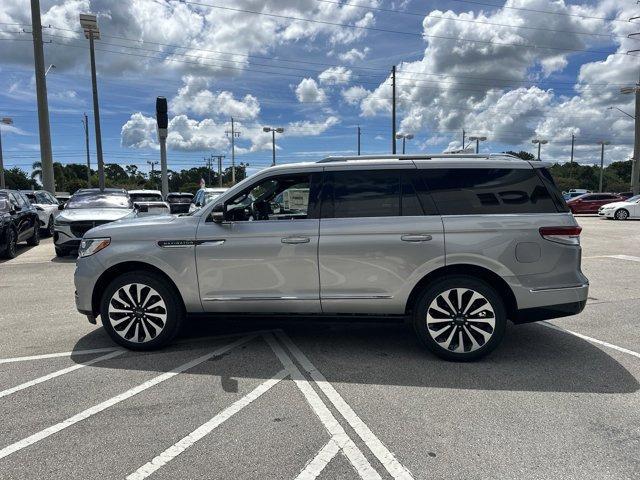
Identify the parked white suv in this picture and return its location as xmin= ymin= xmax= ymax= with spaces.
xmin=22 ymin=190 xmax=60 ymax=237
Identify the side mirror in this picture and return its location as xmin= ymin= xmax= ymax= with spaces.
xmin=195 ymin=201 xmax=202 ymax=207
xmin=211 ymin=203 xmax=226 ymax=223
xmin=14 ymin=205 xmax=22 ymax=212
xmin=58 ymin=203 xmax=64 ymax=210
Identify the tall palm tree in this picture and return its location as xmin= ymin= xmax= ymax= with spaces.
xmin=31 ymin=161 xmax=42 ymax=184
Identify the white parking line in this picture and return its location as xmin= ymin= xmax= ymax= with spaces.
xmin=0 ymin=335 xmax=254 ymax=460
xmin=266 ymin=334 xmax=382 ymax=480
xmin=295 ymin=438 xmax=341 ymax=480
xmin=277 ymin=332 xmax=415 ymax=480
xmin=0 ymin=348 xmax=118 ymax=365
xmin=0 ymin=350 xmax=124 ymax=399
xmin=541 ymin=322 xmax=640 ymax=359
xmin=583 ymin=254 xmax=640 ymax=262
xmin=127 ymin=368 xmax=288 ymax=480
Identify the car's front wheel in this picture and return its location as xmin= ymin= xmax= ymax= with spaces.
xmin=100 ymin=272 xmax=183 ymax=350
xmin=412 ymin=276 xmax=506 ymax=361
xmin=44 ymin=216 xmax=55 ymax=236
xmin=26 ymin=223 xmax=40 ymax=246
xmin=614 ymin=209 xmax=629 ymax=220
xmin=2 ymin=228 xmax=17 ymax=259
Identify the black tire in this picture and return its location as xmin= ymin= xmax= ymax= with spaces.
xmin=100 ymin=271 xmax=184 ymax=350
xmin=26 ymin=223 xmax=40 ymax=246
xmin=44 ymin=216 xmax=55 ymax=237
xmin=412 ymin=275 xmax=507 ymax=361
xmin=614 ymin=209 xmax=629 ymax=220
xmin=2 ymin=229 xmax=17 ymax=259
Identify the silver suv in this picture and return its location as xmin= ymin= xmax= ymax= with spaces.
xmin=74 ymin=154 xmax=588 ymax=360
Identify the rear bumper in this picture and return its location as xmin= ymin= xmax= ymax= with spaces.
xmin=512 ymin=299 xmax=587 ymax=324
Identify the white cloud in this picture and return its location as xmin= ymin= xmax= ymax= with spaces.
xmin=319 ymin=66 xmax=353 ymax=85
xmin=172 ymin=75 xmax=260 ymax=119
xmin=337 ymin=47 xmax=370 ymax=63
xmin=341 ymin=85 xmax=370 ymax=105
xmin=121 ymin=112 xmax=159 ymax=149
xmin=295 ymin=78 xmax=327 ymax=103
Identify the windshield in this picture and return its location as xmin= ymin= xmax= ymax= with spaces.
xmin=626 ymin=195 xmax=640 ymax=202
xmin=167 ymin=195 xmax=192 ymax=204
xmin=65 ymin=193 xmax=132 ymax=209
xmin=130 ymin=193 xmax=163 ymax=203
xmin=205 ymin=192 xmax=224 ymax=204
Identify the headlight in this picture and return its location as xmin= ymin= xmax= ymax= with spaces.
xmin=78 ymin=237 xmax=110 ymax=258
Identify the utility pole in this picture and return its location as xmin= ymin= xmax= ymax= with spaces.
xmin=155 ymin=97 xmax=169 ymax=198
xmin=597 ymin=140 xmax=611 ymax=193
xmin=30 ymin=0 xmax=55 ymax=193
xmin=462 ymin=129 xmax=466 ymax=150
xmin=212 ymin=154 xmax=225 ymax=187
xmin=0 ymin=118 xmax=12 ymax=189
xmin=225 ymin=117 xmax=241 ymax=185
xmin=147 ymin=160 xmax=158 ymax=189
xmin=625 ymin=22 xmax=640 ymax=194
xmin=82 ymin=113 xmax=91 ymax=187
xmin=205 ymin=156 xmax=213 ymax=185
xmin=357 ymin=125 xmax=361 ymax=155
xmin=80 ymin=14 xmax=105 ymax=191
xmin=570 ymin=134 xmax=575 ymax=163
xmin=391 ymin=65 xmax=397 ymax=154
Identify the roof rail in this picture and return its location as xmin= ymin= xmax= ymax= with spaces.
xmin=317 ymin=153 xmax=521 ymax=163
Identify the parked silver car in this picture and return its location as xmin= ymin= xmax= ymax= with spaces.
xmin=128 ymin=189 xmax=170 ymax=217
xmin=74 ymin=154 xmax=588 ymax=360
xmin=21 ymin=190 xmax=60 ymax=236
xmin=54 ymin=188 xmax=135 ymax=257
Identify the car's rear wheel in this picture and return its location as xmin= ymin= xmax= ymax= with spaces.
xmin=2 ymin=229 xmax=17 ymax=259
xmin=26 ymin=223 xmax=40 ymax=246
xmin=614 ymin=209 xmax=629 ymax=220
xmin=100 ymin=272 xmax=183 ymax=350
xmin=412 ymin=276 xmax=506 ymax=361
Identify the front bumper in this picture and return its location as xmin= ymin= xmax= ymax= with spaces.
xmin=74 ymin=253 xmax=104 ymax=317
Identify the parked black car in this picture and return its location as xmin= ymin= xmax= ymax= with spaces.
xmin=0 ymin=189 xmax=40 ymax=259
xmin=166 ymin=192 xmax=194 ymax=214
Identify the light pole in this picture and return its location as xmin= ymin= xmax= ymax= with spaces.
xmin=225 ymin=118 xmax=241 ymax=185
xmin=263 ymin=127 xmax=284 ymax=166
xmin=532 ymin=138 xmax=548 ymax=160
xmin=607 ymin=105 xmax=635 ymax=120
xmin=155 ymin=97 xmax=169 ymax=198
xmin=44 ymin=64 xmax=56 ymax=76
xmin=81 ymin=113 xmax=91 ymax=187
xmin=597 ymin=140 xmax=611 ymax=193
xmin=80 ymin=13 xmax=105 ymax=191
xmin=621 ymin=84 xmax=640 ymax=195
xmin=395 ymin=133 xmax=414 ymax=154
xmin=469 ymin=136 xmax=486 ymax=154
xmin=0 ymin=117 xmax=13 ymax=189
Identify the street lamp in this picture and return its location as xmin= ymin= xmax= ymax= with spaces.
xmin=607 ymin=106 xmax=635 ymax=120
xmin=469 ymin=136 xmax=487 ymax=154
xmin=620 ymin=85 xmax=640 ymax=195
xmin=395 ymin=133 xmax=414 ymax=154
xmin=263 ymin=127 xmax=284 ymax=166
xmin=44 ymin=64 xmax=56 ymax=76
xmin=532 ymin=138 xmax=548 ymax=160
xmin=80 ymin=13 xmax=105 ymax=191
xmin=0 ymin=117 xmax=13 ymax=189
xmin=597 ymin=140 xmax=611 ymax=193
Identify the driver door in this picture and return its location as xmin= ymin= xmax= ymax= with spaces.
xmin=195 ymin=171 xmax=322 ymax=313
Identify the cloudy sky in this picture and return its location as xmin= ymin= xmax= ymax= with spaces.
xmin=0 ymin=0 xmax=638 ymax=177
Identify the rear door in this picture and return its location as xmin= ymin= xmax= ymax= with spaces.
xmin=318 ymin=166 xmax=445 ymax=314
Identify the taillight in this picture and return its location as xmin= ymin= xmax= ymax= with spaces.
xmin=539 ymin=226 xmax=582 ymax=245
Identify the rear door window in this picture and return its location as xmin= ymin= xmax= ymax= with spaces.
xmin=321 ymin=170 xmax=430 ymax=218
xmin=421 ymin=168 xmax=559 ymax=215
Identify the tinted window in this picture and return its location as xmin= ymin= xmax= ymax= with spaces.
xmin=322 ymin=170 xmax=432 ymax=218
xmin=15 ymin=193 xmax=29 ymax=208
xmin=130 ymin=193 xmax=163 ymax=203
xmin=24 ymin=192 xmax=37 ymax=203
xmin=168 ymin=195 xmax=192 ymax=204
xmin=422 ymin=168 xmax=558 ymax=215
xmin=65 ymin=193 xmax=131 ymax=209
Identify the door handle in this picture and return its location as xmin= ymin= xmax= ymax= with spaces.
xmin=401 ymin=234 xmax=432 ymax=242
xmin=281 ymin=236 xmax=310 ymax=244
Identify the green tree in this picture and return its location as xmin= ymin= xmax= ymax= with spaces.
xmin=505 ymin=150 xmax=535 ymax=161
xmin=4 ymin=167 xmax=33 ymax=189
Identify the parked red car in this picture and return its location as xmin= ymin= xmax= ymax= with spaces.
xmin=566 ymin=193 xmax=625 ymax=214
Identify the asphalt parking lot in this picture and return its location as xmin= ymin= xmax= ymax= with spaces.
xmin=0 ymin=216 xmax=639 ymax=479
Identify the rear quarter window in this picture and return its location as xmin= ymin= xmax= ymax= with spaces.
xmin=421 ymin=168 xmax=561 ymax=215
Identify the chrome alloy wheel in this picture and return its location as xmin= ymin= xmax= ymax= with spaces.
xmin=426 ymin=288 xmax=496 ymax=353
xmin=107 ymin=283 xmax=167 ymax=343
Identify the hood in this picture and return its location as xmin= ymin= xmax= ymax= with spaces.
xmin=87 ymin=213 xmax=199 ymax=241
xmin=600 ymin=201 xmax=631 ymax=209
xmin=59 ymin=208 xmax=135 ymax=222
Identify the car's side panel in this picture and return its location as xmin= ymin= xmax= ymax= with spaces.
xmin=318 ymin=216 xmax=445 ymax=314
xmin=442 ymin=213 xmax=588 ymax=310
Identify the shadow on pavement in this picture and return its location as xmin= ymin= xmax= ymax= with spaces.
xmin=71 ymin=317 xmax=639 ymax=395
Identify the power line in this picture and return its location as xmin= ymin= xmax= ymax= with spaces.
xmin=313 ymin=0 xmax=635 ymax=40
xmin=176 ymin=0 xmax=637 ymax=57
